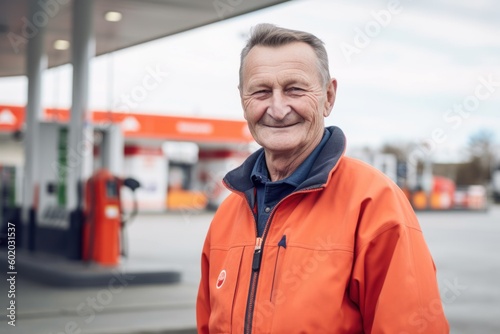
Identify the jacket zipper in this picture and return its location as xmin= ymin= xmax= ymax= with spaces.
xmin=243 ymin=187 xmax=322 ymax=334
xmin=244 ymin=237 xmax=263 ymax=334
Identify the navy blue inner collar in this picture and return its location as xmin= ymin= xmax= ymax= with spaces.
xmin=250 ymin=129 xmax=331 ymax=188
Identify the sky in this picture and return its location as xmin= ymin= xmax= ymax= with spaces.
xmin=0 ymin=0 xmax=499 ymax=161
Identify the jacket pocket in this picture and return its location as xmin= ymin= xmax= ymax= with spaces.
xmin=209 ymin=246 xmax=245 ymax=333
xmin=270 ymin=235 xmax=287 ymax=304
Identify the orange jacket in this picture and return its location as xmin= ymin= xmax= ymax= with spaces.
xmin=197 ymin=127 xmax=449 ymax=333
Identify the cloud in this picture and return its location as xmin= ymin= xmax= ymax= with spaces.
xmin=395 ymin=8 xmax=499 ymax=48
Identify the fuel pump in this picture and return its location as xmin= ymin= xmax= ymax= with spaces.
xmin=82 ymin=169 xmax=140 ymax=266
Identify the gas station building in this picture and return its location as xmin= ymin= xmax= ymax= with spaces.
xmin=0 ymin=0 xmax=288 ymax=280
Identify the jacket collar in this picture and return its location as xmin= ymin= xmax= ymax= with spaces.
xmin=223 ymin=126 xmax=346 ymax=199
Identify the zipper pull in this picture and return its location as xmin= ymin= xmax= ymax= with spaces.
xmin=278 ymin=235 xmax=287 ymax=248
xmin=252 ymin=237 xmax=263 ymax=271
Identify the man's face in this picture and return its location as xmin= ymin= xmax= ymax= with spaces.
xmin=240 ymin=42 xmax=336 ymax=156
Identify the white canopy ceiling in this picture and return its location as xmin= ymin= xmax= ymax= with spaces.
xmin=0 ymin=0 xmax=289 ymax=77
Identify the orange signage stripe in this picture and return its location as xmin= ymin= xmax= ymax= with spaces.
xmin=0 ymin=105 xmax=254 ymax=143
xmin=0 ymin=105 xmax=25 ymax=131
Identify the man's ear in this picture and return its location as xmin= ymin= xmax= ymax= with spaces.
xmin=239 ymin=84 xmax=248 ymax=120
xmin=323 ymin=78 xmax=337 ymax=117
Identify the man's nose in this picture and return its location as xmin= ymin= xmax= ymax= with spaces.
xmin=267 ymin=91 xmax=291 ymax=120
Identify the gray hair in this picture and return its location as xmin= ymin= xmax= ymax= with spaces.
xmin=239 ymin=23 xmax=331 ymax=89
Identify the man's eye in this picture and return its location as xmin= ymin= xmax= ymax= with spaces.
xmin=287 ymin=87 xmax=304 ymax=94
xmin=252 ymin=90 xmax=270 ymax=96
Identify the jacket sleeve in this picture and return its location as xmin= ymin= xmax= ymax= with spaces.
xmin=349 ymin=185 xmax=450 ymax=334
xmin=196 ymin=227 xmax=211 ymax=334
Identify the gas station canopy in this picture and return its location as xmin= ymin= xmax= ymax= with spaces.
xmin=0 ymin=0 xmax=289 ymax=77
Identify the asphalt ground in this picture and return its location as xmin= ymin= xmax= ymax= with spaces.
xmin=417 ymin=205 xmax=500 ymax=333
xmin=0 ymin=205 xmax=499 ymax=334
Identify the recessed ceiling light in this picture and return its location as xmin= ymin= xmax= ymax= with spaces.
xmin=105 ymin=11 xmax=122 ymax=22
xmin=53 ymin=39 xmax=70 ymax=50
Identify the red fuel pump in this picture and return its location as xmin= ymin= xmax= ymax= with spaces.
xmin=82 ymin=169 xmax=140 ymax=266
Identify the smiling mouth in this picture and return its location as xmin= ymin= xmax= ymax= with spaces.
xmin=264 ymin=123 xmax=298 ymax=128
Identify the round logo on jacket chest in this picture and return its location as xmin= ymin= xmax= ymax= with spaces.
xmin=216 ymin=270 xmax=226 ymax=289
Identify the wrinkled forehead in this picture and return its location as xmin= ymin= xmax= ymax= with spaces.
xmin=241 ymin=42 xmax=322 ymax=85
xmin=245 ymin=42 xmax=317 ymax=65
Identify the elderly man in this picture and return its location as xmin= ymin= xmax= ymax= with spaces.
xmin=196 ymin=23 xmax=449 ymax=334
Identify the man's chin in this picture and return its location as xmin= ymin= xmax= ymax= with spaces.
xmin=259 ymin=139 xmax=298 ymax=153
